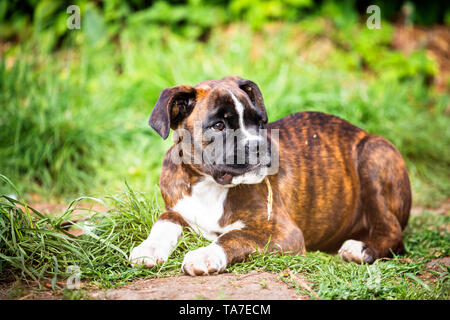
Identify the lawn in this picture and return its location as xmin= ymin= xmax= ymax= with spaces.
xmin=0 ymin=1 xmax=449 ymax=299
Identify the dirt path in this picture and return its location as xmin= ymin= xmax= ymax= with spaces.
xmin=91 ymin=272 xmax=308 ymax=300
xmin=0 ymin=271 xmax=308 ymax=300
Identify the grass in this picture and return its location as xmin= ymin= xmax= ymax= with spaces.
xmin=0 ymin=174 xmax=208 ymax=289
xmin=1 ymin=175 xmax=448 ymax=300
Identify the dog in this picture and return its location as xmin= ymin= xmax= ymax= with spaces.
xmin=129 ymin=76 xmax=411 ymax=276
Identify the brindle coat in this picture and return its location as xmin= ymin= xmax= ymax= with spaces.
xmin=149 ymin=76 xmax=411 ymax=271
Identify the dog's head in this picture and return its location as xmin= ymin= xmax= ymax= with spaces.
xmin=149 ymin=76 xmax=276 ymax=186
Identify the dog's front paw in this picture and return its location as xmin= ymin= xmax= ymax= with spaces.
xmin=182 ymin=244 xmax=227 ymax=276
xmin=129 ymin=241 xmax=169 ymax=268
xmin=338 ymin=240 xmax=374 ymax=264
xmin=129 ymin=221 xmax=182 ymax=268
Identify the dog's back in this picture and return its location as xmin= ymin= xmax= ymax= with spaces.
xmin=267 ymin=111 xmax=411 ymax=254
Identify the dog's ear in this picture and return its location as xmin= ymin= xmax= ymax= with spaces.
xmin=224 ymin=76 xmax=268 ymax=124
xmin=149 ymin=85 xmax=197 ymax=139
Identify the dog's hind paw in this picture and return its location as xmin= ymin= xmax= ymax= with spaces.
xmin=338 ymin=240 xmax=374 ymax=264
xmin=182 ymin=243 xmax=227 ymax=276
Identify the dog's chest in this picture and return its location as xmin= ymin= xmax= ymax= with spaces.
xmin=171 ymin=179 xmax=243 ymax=241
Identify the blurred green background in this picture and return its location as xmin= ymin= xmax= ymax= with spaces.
xmin=0 ymin=0 xmax=449 ymax=206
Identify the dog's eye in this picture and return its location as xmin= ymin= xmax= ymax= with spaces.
xmin=212 ymin=121 xmax=225 ymax=131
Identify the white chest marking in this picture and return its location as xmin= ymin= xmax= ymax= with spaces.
xmin=172 ymin=177 xmax=245 ymax=241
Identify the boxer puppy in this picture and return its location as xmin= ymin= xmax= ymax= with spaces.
xmin=129 ymin=76 xmax=411 ymax=276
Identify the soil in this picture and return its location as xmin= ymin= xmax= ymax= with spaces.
xmin=392 ymin=25 xmax=450 ymax=92
xmin=410 ymin=199 xmax=450 ymax=216
xmin=0 ymin=271 xmax=309 ymax=300
xmin=91 ymin=272 xmax=308 ymax=300
xmin=418 ymin=257 xmax=450 ymax=282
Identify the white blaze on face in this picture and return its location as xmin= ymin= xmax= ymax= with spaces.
xmin=227 ymin=90 xmax=262 ymax=143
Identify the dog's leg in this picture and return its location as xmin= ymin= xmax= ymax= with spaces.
xmin=129 ymin=211 xmax=188 ymax=268
xmin=339 ymin=136 xmax=411 ymax=263
xmin=338 ymin=211 xmax=404 ymax=264
xmin=182 ymin=226 xmax=304 ymax=276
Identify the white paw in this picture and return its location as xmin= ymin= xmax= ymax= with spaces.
xmin=129 ymin=221 xmax=182 ymax=268
xmin=129 ymin=241 xmax=167 ymax=268
xmin=338 ymin=240 xmax=374 ymax=264
xmin=181 ymin=243 xmax=227 ymax=276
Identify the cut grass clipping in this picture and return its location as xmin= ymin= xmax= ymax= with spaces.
xmin=1 ymin=174 xmax=449 ymax=299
